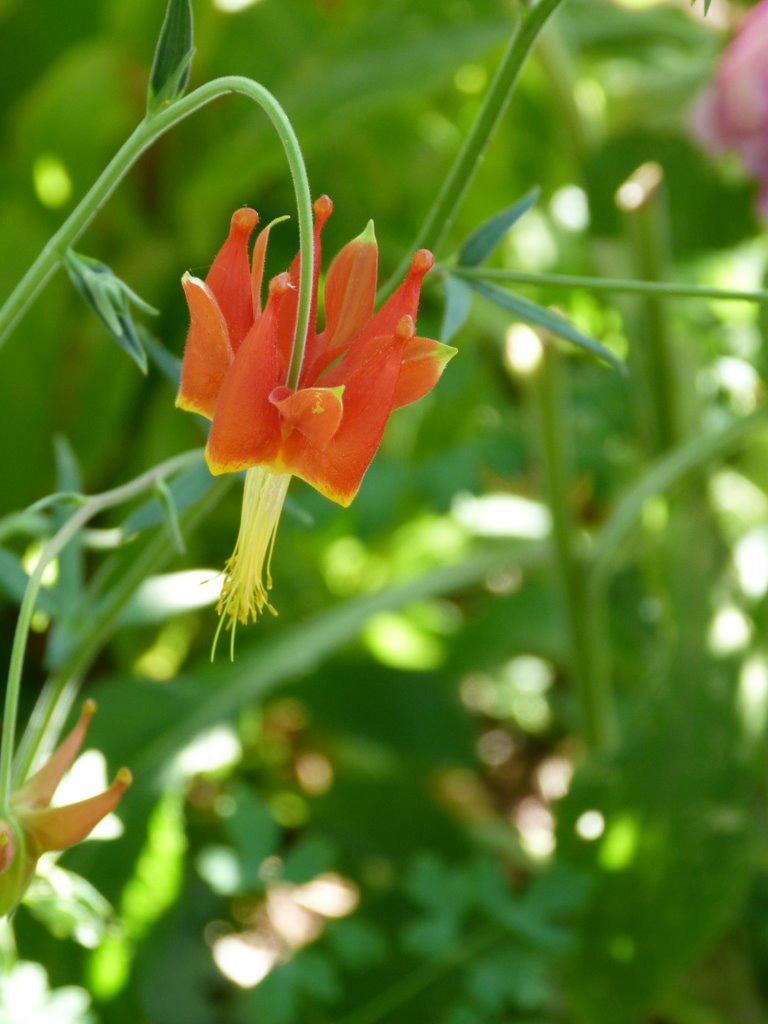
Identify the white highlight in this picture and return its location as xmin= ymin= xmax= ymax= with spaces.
xmin=452 ymin=492 xmax=550 ymax=539
xmin=576 ymin=810 xmax=605 ymax=841
xmin=505 ymin=324 xmax=544 ymax=375
xmin=175 ymin=725 xmax=242 ymax=776
xmin=550 ymin=185 xmax=589 ymax=231
xmin=708 ymin=604 xmax=752 ymax=656
xmin=734 ymin=528 xmax=768 ymax=600
xmin=213 ymin=0 xmax=262 ymax=11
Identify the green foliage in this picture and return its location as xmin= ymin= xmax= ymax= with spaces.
xmin=448 ymin=187 xmax=622 ymax=370
xmin=466 ymin=277 xmax=624 ymax=371
xmin=147 ymin=0 xmax=194 ymax=114
xmin=458 ymin=188 xmax=542 ymax=268
xmin=1 ymin=1 xmax=768 ymax=1023
xmin=63 ymin=251 xmax=156 ymax=373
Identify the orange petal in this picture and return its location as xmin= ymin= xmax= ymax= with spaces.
xmin=206 ymin=208 xmax=259 ymax=350
xmin=392 ymin=335 xmax=456 ymax=410
xmin=276 ymin=319 xmax=411 ymax=506
xmin=176 ymin=275 xmax=233 ymax=420
xmin=277 ymin=196 xmax=333 ymax=381
xmin=251 ymin=215 xmax=290 ymax=319
xmin=22 ymin=768 xmax=132 ymax=854
xmin=13 ymin=700 xmax=97 ymax=812
xmin=270 ymin=384 xmax=345 ymax=450
xmin=302 ymin=221 xmax=378 ymax=384
xmin=206 ymin=274 xmax=290 ymax=475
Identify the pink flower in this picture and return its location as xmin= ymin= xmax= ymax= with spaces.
xmin=693 ymin=2 xmax=768 ymax=214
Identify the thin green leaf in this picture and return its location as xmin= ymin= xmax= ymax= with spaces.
xmin=0 ymin=549 xmax=57 ymax=616
xmin=441 ymin=275 xmax=473 ymax=343
xmin=467 ymin=279 xmax=625 ymax=373
xmin=0 ymin=512 xmax=50 ymax=546
xmin=148 ymin=0 xmax=194 ymax=113
xmin=122 ymin=462 xmax=214 ymax=537
xmin=46 ymin=438 xmax=86 ymax=670
xmin=154 ymin=478 xmax=186 ymax=555
xmin=459 ymin=188 xmax=540 ymax=268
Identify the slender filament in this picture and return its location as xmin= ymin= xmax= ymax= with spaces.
xmin=216 ymin=467 xmax=290 ymax=639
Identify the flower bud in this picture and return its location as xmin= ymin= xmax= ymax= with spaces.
xmin=0 ymin=701 xmax=132 ymax=920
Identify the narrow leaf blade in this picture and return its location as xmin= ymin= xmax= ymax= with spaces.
xmin=122 ymin=462 xmax=213 ymax=537
xmin=142 ymin=330 xmax=182 ymax=388
xmin=46 ymin=437 xmax=86 ymax=669
xmin=441 ymin=274 xmax=473 ymax=343
xmin=154 ymin=479 xmax=186 ymax=555
xmin=459 ymin=187 xmax=540 ymax=267
xmin=468 ymin=279 xmax=625 ymax=372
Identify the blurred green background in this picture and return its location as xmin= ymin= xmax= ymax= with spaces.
xmin=2 ymin=0 xmax=768 ymax=1021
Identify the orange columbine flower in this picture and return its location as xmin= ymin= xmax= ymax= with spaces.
xmin=0 ymin=700 xmax=131 ymax=917
xmin=176 ymin=197 xmax=456 ymax=633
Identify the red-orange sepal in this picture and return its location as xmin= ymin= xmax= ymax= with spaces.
xmin=277 ymin=196 xmax=333 ymax=380
xmin=176 ymin=275 xmax=233 ymax=419
xmin=278 ymin=317 xmax=413 ymax=506
xmin=270 ymin=385 xmax=345 ymax=450
xmin=321 ymin=249 xmax=433 ymax=388
xmin=252 ymin=216 xmax=289 ymax=319
xmin=392 ymin=336 xmax=457 ymax=410
xmin=300 ymin=221 xmax=378 ymax=384
xmin=205 ymin=208 xmax=259 ymax=350
xmin=206 ymin=274 xmax=291 ymax=475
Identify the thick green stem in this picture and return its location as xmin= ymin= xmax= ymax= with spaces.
xmin=0 ymin=76 xmax=313 ymax=388
xmin=532 ymin=342 xmax=616 ymax=751
xmin=618 ymin=163 xmax=685 ymax=454
xmin=452 ymin=266 xmax=768 ymax=304
xmin=382 ymin=0 xmax=567 ymax=293
xmin=0 ymin=450 xmax=203 ymax=810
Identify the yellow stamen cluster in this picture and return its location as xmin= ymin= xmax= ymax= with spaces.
xmin=214 ymin=467 xmax=290 ymax=654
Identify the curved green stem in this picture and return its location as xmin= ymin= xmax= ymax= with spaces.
xmin=452 ymin=266 xmax=768 ymax=304
xmin=382 ymin=0 xmax=567 ymax=294
xmin=0 ymin=449 xmax=203 ymax=811
xmin=0 ymin=76 xmax=314 ymax=387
